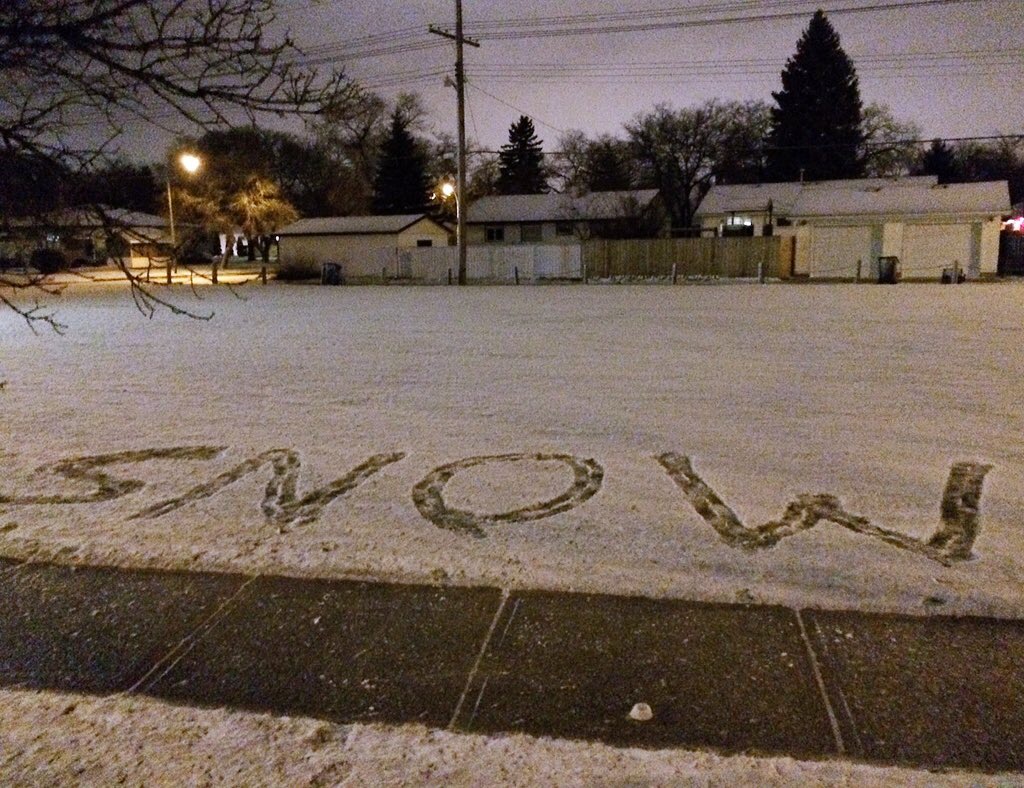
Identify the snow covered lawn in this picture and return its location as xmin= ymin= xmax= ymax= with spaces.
xmin=3 ymin=280 xmax=1024 ymax=616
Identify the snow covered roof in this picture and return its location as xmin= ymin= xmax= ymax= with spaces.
xmin=697 ymin=177 xmax=1009 ymax=219
xmin=468 ymin=189 xmax=661 ymax=224
xmin=5 ymin=206 xmax=168 ymax=229
xmin=277 ymin=214 xmax=443 ymax=236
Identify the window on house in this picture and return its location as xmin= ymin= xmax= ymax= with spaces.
xmin=521 ymin=223 xmax=543 ymax=243
xmin=555 ymin=222 xmax=574 ymax=237
xmin=485 ymin=226 xmax=505 ymax=243
xmin=721 ymin=215 xmax=754 ymax=237
xmin=416 ymin=239 xmax=433 ymax=247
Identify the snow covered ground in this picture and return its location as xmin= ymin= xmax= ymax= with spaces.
xmin=2 ymin=280 xmax=1024 ymax=617
xmin=0 ymin=687 xmax=997 ymax=786
xmin=4 ymin=279 xmax=1024 ymax=783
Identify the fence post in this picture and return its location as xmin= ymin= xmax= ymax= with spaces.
xmin=856 ymin=259 xmax=862 ymax=283
xmin=166 ymin=260 xmax=172 ymax=285
xmin=261 ymin=265 xmax=267 ymax=285
xmin=583 ymin=260 xmax=588 ymax=284
xmin=514 ymin=265 xmax=519 ymax=285
xmin=672 ymin=262 xmax=677 ymax=285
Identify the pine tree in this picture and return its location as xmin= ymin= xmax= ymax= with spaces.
xmin=767 ymin=10 xmax=864 ymax=182
xmin=372 ymin=109 xmax=431 ymax=214
xmin=918 ymin=139 xmax=961 ymax=183
xmin=587 ymin=138 xmax=634 ymax=192
xmin=498 ymin=116 xmax=548 ymax=194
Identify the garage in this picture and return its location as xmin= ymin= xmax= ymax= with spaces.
xmin=810 ymin=225 xmax=874 ymax=278
xmin=901 ymin=223 xmax=974 ymax=280
xmin=697 ymin=178 xmax=1010 ymax=281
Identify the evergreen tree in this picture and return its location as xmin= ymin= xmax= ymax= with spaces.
xmin=587 ymin=138 xmax=634 ymax=192
xmin=918 ymin=139 xmax=962 ymax=184
xmin=372 ymin=108 xmax=431 ymax=214
xmin=498 ymin=116 xmax=548 ymax=194
xmin=767 ymin=10 xmax=864 ymax=181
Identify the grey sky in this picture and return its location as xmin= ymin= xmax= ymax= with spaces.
xmin=120 ymin=0 xmax=1024 ymax=160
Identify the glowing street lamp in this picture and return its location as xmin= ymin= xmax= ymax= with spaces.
xmin=179 ymin=153 xmax=201 ymax=175
xmin=166 ymin=152 xmax=201 ymax=280
xmin=439 ymin=180 xmax=461 ymax=268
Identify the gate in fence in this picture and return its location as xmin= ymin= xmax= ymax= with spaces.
xmin=998 ymin=232 xmax=1024 ymax=276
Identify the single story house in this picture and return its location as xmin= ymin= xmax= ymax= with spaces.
xmin=466 ymin=189 xmax=667 ymax=245
xmin=696 ymin=177 xmax=1010 ymax=280
xmin=0 ymin=207 xmax=171 ymax=268
xmin=276 ymin=214 xmax=451 ymax=277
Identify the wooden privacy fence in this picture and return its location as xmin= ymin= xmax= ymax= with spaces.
xmin=339 ymin=238 xmax=792 ymax=284
xmin=582 ymin=237 xmax=793 ymax=280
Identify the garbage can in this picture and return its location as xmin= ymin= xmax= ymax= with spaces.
xmin=877 ymin=256 xmax=900 ymax=284
xmin=940 ymin=266 xmax=965 ymax=284
xmin=321 ymin=262 xmax=343 ymax=285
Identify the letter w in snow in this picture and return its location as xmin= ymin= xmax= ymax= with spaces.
xmin=132 ymin=449 xmax=405 ymax=532
xmin=656 ymin=453 xmax=991 ymax=566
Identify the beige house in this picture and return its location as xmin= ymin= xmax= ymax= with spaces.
xmin=0 ymin=207 xmax=171 ymax=268
xmin=466 ymin=189 xmax=666 ymax=245
xmin=277 ymin=214 xmax=451 ymax=278
xmin=696 ymin=177 xmax=1010 ymax=280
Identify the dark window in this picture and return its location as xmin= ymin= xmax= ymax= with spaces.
xmin=555 ymin=222 xmax=574 ymax=237
xmin=521 ymin=223 xmax=543 ymax=242
xmin=485 ymin=226 xmax=505 ymax=243
xmin=416 ymin=239 xmax=433 ymax=247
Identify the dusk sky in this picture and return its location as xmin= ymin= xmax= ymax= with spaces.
xmin=121 ymin=0 xmax=1024 ymax=160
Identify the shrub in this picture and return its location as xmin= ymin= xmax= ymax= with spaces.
xmin=275 ymin=254 xmax=321 ymax=281
xmin=29 ymin=248 xmax=70 ymax=274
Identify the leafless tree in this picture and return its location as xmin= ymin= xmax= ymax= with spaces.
xmin=1 ymin=0 xmax=353 ymax=331
xmin=860 ymin=103 xmax=922 ymax=178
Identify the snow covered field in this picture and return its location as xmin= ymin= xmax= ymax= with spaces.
xmin=3 ymin=280 xmax=1024 ymax=617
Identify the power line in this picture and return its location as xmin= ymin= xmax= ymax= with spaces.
xmin=469 ymin=134 xmax=1024 ymax=156
xmin=463 ymin=0 xmax=995 ymax=41
xmin=280 ymin=0 xmax=1005 ymax=67
xmin=466 ymin=83 xmax=567 ymax=136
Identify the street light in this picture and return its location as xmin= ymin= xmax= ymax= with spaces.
xmin=166 ymin=152 xmax=201 ymax=282
xmin=440 ymin=180 xmax=460 ymax=277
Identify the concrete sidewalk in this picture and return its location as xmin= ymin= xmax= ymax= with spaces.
xmin=1 ymin=556 xmax=1022 ymax=773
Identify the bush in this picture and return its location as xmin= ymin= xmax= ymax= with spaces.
xmin=30 ymin=248 xmax=70 ymax=274
xmin=275 ymin=254 xmax=321 ymax=281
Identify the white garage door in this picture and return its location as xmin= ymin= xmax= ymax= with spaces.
xmin=810 ymin=226 xmax=873 ymax=278
xmin=902 ymin=224 xmax=973 ymax=280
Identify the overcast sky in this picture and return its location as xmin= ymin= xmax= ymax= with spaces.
xmin=119 ymin=0 xmax=1024 ymax=161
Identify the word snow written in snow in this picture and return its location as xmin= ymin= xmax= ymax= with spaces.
xmin=0 ymin=446 xmax=992 ymax=567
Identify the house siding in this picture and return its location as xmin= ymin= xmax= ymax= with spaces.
xmin=279 ymin=219 xmax=450 ymax=277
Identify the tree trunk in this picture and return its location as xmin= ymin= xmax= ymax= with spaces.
xmin=247 ymin=235 xmax=257 ymax=262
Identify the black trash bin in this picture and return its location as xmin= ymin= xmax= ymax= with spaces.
xmin=321 ymin=262 xmax=344 ymax=285
xmin=877 ymin=256 xmax=900 ymax=284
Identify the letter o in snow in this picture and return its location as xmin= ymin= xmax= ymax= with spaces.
xmin=412 ymin=453 xmax=604 ymax=538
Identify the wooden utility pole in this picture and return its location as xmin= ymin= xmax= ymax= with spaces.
xmin=429 ymin=2 xmax=479 ymax=285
